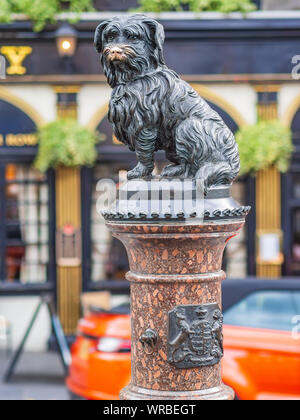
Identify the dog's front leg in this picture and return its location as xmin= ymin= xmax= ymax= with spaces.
xmin=127 ymin=128 xmax=157 ymax=180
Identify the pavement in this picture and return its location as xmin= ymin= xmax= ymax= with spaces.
xmin=0 ymin=351 xmax=69 ymax=400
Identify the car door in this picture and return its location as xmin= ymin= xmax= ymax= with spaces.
xmin=223 ymin=290 xmax=300 ymax=400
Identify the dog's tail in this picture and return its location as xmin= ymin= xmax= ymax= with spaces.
xmin=176 ymin=117 xmax=240 ymax=194
xmin=198 ymin=121 xmax=240 ymax=194
xmin=195 ymin=162 xmax=236 ymax=195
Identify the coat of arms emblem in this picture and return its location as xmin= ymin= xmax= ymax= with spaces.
xmin=168 ymin=304 xmax=223 ymax=368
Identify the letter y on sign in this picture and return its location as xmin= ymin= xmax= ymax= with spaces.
xmin=0 ymin=46 xmax=32 ymax=75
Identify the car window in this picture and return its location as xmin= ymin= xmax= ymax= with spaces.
xmin=294 ymin=291 xmax=300 ymax=314
xmin=224 ymin=291 xmax=300 ymax=332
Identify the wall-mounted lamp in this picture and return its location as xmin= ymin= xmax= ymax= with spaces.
xmin=55 ymin=24 xmax=78 ymax=58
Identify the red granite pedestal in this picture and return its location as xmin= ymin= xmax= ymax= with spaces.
xmin=105 ymin=219 xmax=246 ymax=400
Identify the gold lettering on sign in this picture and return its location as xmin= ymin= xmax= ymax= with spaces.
xmin=5 ymin=134 xmax=38 ymax=147
xmin=0 ymin=46 xmax=32 ymax=75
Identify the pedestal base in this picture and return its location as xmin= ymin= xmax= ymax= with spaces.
xmin=105 ymin=220 xmax=245 ymax=401
xmin=120 ymin=384 xmax=234 ymax=400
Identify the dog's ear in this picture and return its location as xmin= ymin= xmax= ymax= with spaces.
xmin=142 ymin=18 xmax=166 ymax=65
xmin=94 ymin=20 xmax=111 ymax=54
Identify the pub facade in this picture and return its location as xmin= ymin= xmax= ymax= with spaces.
xmin=0 ymin=7 xmax=300 ymax=347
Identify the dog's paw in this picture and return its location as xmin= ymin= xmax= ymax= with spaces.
xmin=161 ymin=164 xmax=186 ymax=178
xmin=127 ymin=163 xmax=153 ymax=179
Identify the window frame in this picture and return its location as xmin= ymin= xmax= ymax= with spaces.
xmin=0 ymin=155 xmax=56 ymax=296
xmin=282 ymin=107 xmax=300 ymax=276
xmin=81 ymin=163 xmax=133 ymax=295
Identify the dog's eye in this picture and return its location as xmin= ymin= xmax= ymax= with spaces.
xmin=107 ymin=34 xmax=116 ymax=42
xmin=127 ymin=34 xmax=139 ymax=41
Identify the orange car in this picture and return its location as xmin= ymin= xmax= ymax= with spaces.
xmin=66 ymin=306 xmax=131 ymax=400
xmin=66 ymin=279 xmax=300 ymax=400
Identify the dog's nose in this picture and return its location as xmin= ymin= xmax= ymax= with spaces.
xmin=110 ymin=47 xmax=123 ymax=55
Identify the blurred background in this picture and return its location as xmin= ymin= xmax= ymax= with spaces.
xmin=0 ymin=0 xmax=299 ymax=401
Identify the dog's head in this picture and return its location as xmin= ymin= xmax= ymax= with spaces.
xmin=94 ymin=15 xmax=166 ymax=87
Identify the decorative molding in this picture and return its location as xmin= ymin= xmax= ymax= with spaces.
xmin=253 ymin=84 xmax=280 ymax=93
xmin=55 ymin=85 xmax=79 ymax=120
xmin=101 ymin=206 xmax=251 ymax=222
xmin=256 ymin=167 xmax=282 ymax=278
xmin=53 ymin=85 xmax=81 ymax=94
xmin=282 ymin=93 xmax=300 ymax=127
xmin=255 ymin=87 xmax=282 ymax=277
xmin=56 ymin=166 xmax=82 ymax=334
xmin=255 ymin=84 xmax=279 ymax=121
xmin=191 ymin=84 xmax=248 ymax=128
xmin=87 ymin=102 xmax=109 ymax=130
xmin=2 ymin=74 xmax=296 ymax=85
xmin=0 ymin=85 xmax=45 ymax=126
xmin=139 ymin=329 xmax=158 ymax=355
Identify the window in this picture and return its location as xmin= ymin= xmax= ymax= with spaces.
xmin=294 ymin=129 xmax=300 ymax=145
xmin=0 ymin=164 xmax=50 ymax=284
xmin=292 ymin=209 xmax=300 ymax=267
xmin=90 ymin=164 xmax=129 ymax=283
xmin=283 ymin=108 xmax=300 ymax=275
xmin=294 ymin=292 xmax=300 ymax=314
xmin=224 ymin=290 xmax=300 ymax=332
xmin=293 ymin=175 xmax=300 ymax=199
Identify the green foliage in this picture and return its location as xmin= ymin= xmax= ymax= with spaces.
xmin=0 ymin=0 xmax=13 ymax=24
xmin=0 ymin=0 xmax=257 ymax=29
xmin=137 ymin=0 xmax=257 ymax=13
xmin=0 ymin=0 xmax=94 ymax=32
xmin=236 ymin=121 xmax=293 ymax=176
xmin=34 ymin=119 xmax=99 ymax=172
xmin=138 ymin=0 xmax=182 ymax=12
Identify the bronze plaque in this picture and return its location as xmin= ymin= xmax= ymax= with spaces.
xmin=168 ymin=304 xmax=223 ymax=369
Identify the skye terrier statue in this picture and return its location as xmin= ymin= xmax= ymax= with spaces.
xmin=95 ymin=15 xmax=240 ymax=193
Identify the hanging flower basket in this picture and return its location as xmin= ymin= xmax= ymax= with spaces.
xmin=34 ymin=119 xmax=99 ymax=172
xmin=236 ymin=120 xmax=293 ymax=176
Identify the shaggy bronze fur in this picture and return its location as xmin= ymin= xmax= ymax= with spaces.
xmin=95 ymin=15 xmax=240 ymax=193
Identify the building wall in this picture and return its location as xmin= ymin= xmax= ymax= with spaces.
xmin=0 ymin=85 xmax=56 ymax=124
xmin=78 ymin=84 xmax=111 ymax=127
xmin=279 ymin=84 xmax=300 ymax=124
xmin=0 ymin=297 xmax=51 ymax=352
xmin=204 ymin=84 xmax=257 ymax=126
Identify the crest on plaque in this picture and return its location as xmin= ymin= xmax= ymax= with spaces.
xmin=168 ymin=304 xmax=223 ymax=368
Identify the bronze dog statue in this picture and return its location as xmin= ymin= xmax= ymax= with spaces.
xmin=95 ymin=14 xmax=240 ymax=193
